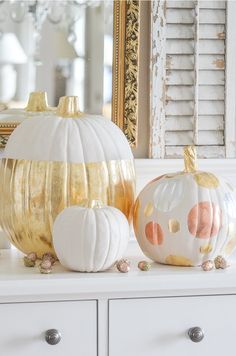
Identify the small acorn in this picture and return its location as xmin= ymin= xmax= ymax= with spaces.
xmin=138 ymin=260 xmax=151 ymax=271
xmin=39 ymin=259 xmax=52 ymax=274
xmin=27 ymin=252 xmax=37 ymax=262
xmin=201 ymin=260 xmax=214 ymax=272
xmin=42 ymin=252 xmax=56 ymax=265
xmin=214 ymin=255 xmax=228 ymax=269
xmin=116 ymin=259 xmax=130 ymax=273
xmin=23 ymin=256 xmax=36 ymax=267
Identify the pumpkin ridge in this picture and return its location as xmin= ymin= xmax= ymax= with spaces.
xmin=99 ymin=209 xmax=113 ymax=271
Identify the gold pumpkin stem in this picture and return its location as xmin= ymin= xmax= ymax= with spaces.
xmin=88 ymin=200 xmax=104 ymax=209
xmin=25 ymin=91 xmax=49 ymax=112
xmin=184 ymin=146 xmax=198 ymax=173
xmin=56 ymin=96 xmax=84 ymax=118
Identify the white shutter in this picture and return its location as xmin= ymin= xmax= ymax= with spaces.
xmin=150 ymin=0 xmax=227 ymax=158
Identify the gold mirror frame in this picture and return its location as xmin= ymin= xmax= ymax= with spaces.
xmin=0 ymin=0 xmax=140 ymax=148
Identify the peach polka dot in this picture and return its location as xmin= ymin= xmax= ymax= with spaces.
xmin=188 ymin=202 xmax=222 ymax=239
xmin=145 ymin=221 xmax=164 ymax=245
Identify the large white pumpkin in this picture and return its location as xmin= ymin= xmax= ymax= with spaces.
xmin=133 ymin=146 xmax=236 ymax=267
xmin=53 ymin=200 xmax=129 ymax=272
xmin=0 ymin=96 xmax=135 ymax=257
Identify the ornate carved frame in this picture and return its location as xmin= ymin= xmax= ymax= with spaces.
xmin=0 ymin=0 xmax=140 ymax=148
xmin=112 ymin=0 xmax=140 ymax=148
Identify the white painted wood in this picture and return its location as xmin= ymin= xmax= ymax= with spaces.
xmin=199 ymin=1 xmax=226 ymax=9
xmin=225 ymin=1 xmax=236 ymax=157
xmin=98 ymin=299 xmax=108 ymax=356
xmin=165 ymin=130 xmax=223 ymax=145
xmin=166 ymin=115 xmax=224 ymax=131
xmin=0 ymin=300 xmax=97 ymax=356
xmin=150 ymin=0 xmax=228 ymax=158
xmin=165 ymin=145 xmax=225 ymax=158
xmin=199 ymin=24 xmax=225 ymax=39
xmin=166 ymin=8 xmax=194 ymax=23
xmin=109 ymin=295 xmax=236 ymax=356
xmin=199 ymin=9 xmax=226 ymax=24
xmin=166 ymin=1 xmax=195 ymax=9
xmin=150 ymin=0 xmax=166 ymax=158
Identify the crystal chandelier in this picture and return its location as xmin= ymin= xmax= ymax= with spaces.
xmin=0 ymin=0 xmax=102 ymax=63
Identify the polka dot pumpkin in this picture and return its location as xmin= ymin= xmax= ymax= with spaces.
xmin=133 ymin=146 xmax=236 ymax=267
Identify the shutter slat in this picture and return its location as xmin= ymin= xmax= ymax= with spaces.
xmin=166 ymin=101 xmax=194 ymax=116
xmin=199 ymin=39 xmax=225 ymax=54
xmin=167 ymin=24 xmax=194 ymax=39
xmin=166 ymin=70 xmax=194 ymax=85
xmin=199 ymin=70 xmax=224 ymax=85
xmin=199 ymin=24 xmax=225 ymax=39
xmin=199 ymin=2 xmax=226 ymax=10
xmin=199 ymin=9 xmax=225 ymax=24
xmin=166 ymin=39 xmax=194 ymax=54
xmin=199 ymin=54 xmax=225 ymax=70
xmin=167 ymin=85 xmax=224 ymax=101
xmin=166 ymin=116 xmax=224 ymax=131
xmin=166 ymin=9 xmax=194 ymax=23
xmin=165 ymin=146 xmax=225 ymax=158
xmin=167 ymin=1 xmax=195 ymax=9
xmin=199 ymin=85 xmax=224 ymax=100
xmin=165 ymin=130 xmax=224 ymax=145
xmin=198 ymin=100 xmax=224 ymax=115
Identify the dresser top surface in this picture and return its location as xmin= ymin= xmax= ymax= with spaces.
xmin=0 ymin=242 xmax=236 ymax=301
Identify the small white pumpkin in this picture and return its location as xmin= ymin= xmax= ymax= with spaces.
xmin=53 ymin=200 xmax=129 ymax=272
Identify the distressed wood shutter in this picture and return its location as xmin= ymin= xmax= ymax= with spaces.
xmin=150 ymin=0 xmax=228 ymax=158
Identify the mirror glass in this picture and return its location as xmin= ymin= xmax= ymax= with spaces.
xmin=0 ymin=0 xmax=113 ymax=118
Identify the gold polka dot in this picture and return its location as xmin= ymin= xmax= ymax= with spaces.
xmin=200 ymin=244 xmax=213 ymax=254
xmin=144 ymin=202 xmax=154 ymax=217
xmin=168 ymin=219 xmax=180 ymax=233
xmin=194 ymin=172 xmax=219 ymax=188
xmin=165 ymin=255 xmax=193 ymax=267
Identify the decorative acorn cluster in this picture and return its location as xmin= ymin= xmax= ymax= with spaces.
xmin=201 ymin=255 xmax=229 ymax=272
xmin=23 ymin=251 xmax=56 ymax=274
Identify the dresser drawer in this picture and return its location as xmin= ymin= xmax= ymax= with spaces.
xmin=109 ymin=295 xmax=236 ymax=356
xmin=0 ymin=300 xmax=97 ymax=356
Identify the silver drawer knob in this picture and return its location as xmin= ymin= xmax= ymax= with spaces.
xmin=45 ymin=329 xmax=61 ymax=345
xmin=188 ymin=327 xmax=204 ymax=343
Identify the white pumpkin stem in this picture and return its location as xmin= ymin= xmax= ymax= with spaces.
xmin=56 ymin=96 xmax=84 ymax=118
xmin=88 ymin=200 xmax=104 ymax=209
xmin=184 ymin=146 xmax=198 ymax=173
xmin=25 ymin=92 xmax=49 ymax=112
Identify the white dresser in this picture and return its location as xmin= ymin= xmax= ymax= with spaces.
xmin=0 ymin=242 xmax=236 ymax=356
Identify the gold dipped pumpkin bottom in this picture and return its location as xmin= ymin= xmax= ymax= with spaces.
xmin=0 ymin=158 xmax=135 ymax=257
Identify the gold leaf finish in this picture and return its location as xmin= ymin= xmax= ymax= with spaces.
xmin=0 ymin=158 xmax=135 ymax=257
xmin=165 ymin=255 xmax=193 ymax=267
xmin=112 ymin=0 xmax=140 ymax=147
xmin=184 ymin=146 xmax=197 ymax=173
xmin=194 ymin=172 xmax=219 ymax=188
xmin=200 ymin=244 xmax=213 ymax=254
xmin=168 ymin=219 xmax=180 ymax=233
xmin=144 ymin=202 xmax=154 ymax=217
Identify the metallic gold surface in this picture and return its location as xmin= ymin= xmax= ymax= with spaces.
xmin=56 ymin=96 xmax=84 ymax=118
xmin=144 ymin=202 xmax=154 ymax=217
xmin=200 ymin=244 xmax=213 ymax=254
xmin=168 ymin=219 xmax=180 ymax=233
xmin=184 ymin=146 xmax=197 ymax=173
xmin=0 ymin=158 xmax=135 ymax=258
xmin=194 ymin=172 xmax=219 ymax=188
xmin=165 ymin=255 xmax=193 ymax=267
xmin=25 ymin=91 xmax=50 ymax=112
xmin=112 ymin=0 xmax=139 ymax=147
